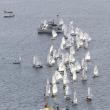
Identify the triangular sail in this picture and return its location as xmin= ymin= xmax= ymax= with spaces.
xmin=65 ymin=85 xmax=71 ymax=96
xmin=33 ymin=56 xmax=36 ymax=65
xmin=49 ymin=45 xmax=54 ymax=55
xmin=46 ymin=79 xmax=51 ymax=97
xmin=73 ymin=91 xmax=78 ymax=104
xmin=87 ymin=87 xmax=92 ymax=98
xmin=54 ymin=70 xmax=62 ymax=81
xmin=52 ymin=84 xmax=58 ymax=95
xmin=93 ymin=65 xmax=99 ymax=77
xmin=73 ymin=71 xmax=77 ymax=81
xmin=59 ymin=18 xmax=64 ymax=25
xmin=85 ymin=51 xmax=91 ymax=61
xmin=52 ymin=30 xmax=57 ymax=39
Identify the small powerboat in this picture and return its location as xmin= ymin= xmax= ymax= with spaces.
xmin=4 ymin=14 xmax=15 ymax=18
xmin=13 ymin=56 xmax=21 ymax=64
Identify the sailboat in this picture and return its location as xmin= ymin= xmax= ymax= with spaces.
xmin=75 ymin=27 xmax=80 ymax=35
xmin=49 ymin=45 xmax=54 ymax=55
xmin=70 ymin=46 xmax=75 ymax=55
xmin=64 ymin=85 xmax=71 ymax=100
xmin=13 ymin=56 xmax=21 ymax=64
xmin=72 ymin=70 xmax=77 ymax=82
xmin=85 ymin=51 xmax=91 ymax=61
xmin=32 ymin=56 xmax=36 ymax=67
xmin=63 ymin=70 xmax=69 ymax=87
xmin=63 ymin=24 xmax=68 ymax=38
xmin=63 ymin=53 xmax=69 ymax=64
xmin=61 ymin=37 xmax=66 ymax=49
xmin=75 ymin=35 xmax=80 ymax=50
xmin=58 ymin=62 xmax=65 ymax=72
xmin=43 ymin=20 xmax=48 ymax=29
xmin=33 ymin=56 xmax=43 ymax=68
xmin=75 ymin=61 xmax=81 ymax=73
xmin=60 ymin=41 xmax=64 ymax=50
xmin=45 ymin=79 xmax=51 ymax=97
xmin=72 ymin=91 xmax=78 ymax=105
xmin=47 ymin=54 xmax=55 ymax=67
xmin=51 ymin=30 xmax=57 ymax=40
xmin=65 ymin=38 xmax=72 ymax=49
xmin=84 ymin=32 xmax=91 ymax=42
xmin=52 ymin=74 xmax=56 ymax=84
xmin=59 ymin=18 xmax=64 ymax=26
xmin=79 ymin=31 xmax=84 ymax=40
xmin=54 ymin=70 xmax=62 ymax=81
xmin=69 ymin=54 xmax=75 ymax=63
xmin=70 ymin=63 xmax=77 ymax=74
xmin=81 ymin=59 xmax=88 ymax=71
xmin=84 ymin=40 xmax=89 ymax=49
xmin=53 ymin=49 xmax=58 ymax=60
xmin=81 ymin=69 xmax=87 ymax=81
xmin=93 ymin=65 xmax=99 ymax=78
xmin=52 ymin=83 xmax=58 ymax=97
xmin=86 ymin=87 xmax=92 ymax=101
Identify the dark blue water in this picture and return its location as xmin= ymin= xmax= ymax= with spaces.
xmin=0 ymin=0 xmax=110 ymax=110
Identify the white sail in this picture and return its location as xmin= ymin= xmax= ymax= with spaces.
xmin=47 ymin=54 xmax=55 ymax=66
xmin=59 ymin=18 xmax=64 ymax=25
xmin=65 ymin=85 xmax=71 ymax=96
xmin=69 ymin=21 xmax=74 ymax=35
xmin=79 ymin=31 xmax=84 ymax=40
xmin=84 ymin=40 xmax=89 ymax=49
xmin=85 ymin=51 xmax=91 ymax=61
xmin=54 ymin=70 xmax=62 ymax=81
xmin=73 ymin=91 xmax=78 ymax=104
xmin=75 ymin=61 xmax=81 ymax=72
xmin=52 ymin=74 xmax=56 ymax=84
xmin=70 ymin=37 xmax=75 ymax=45
xmin=43 ymin=20 xmax=48 ymax=28
xmin=58 ymin=62 xmax=65 ymax=72
xmin=70 ymin=29 xmax=75 ymax=35
xmin=87 ymin=87 xmax=92 ymax=98
xmin=75 ymin=35 xmax=80 ymax=49
xmin=45 ymin=79 xmax=51 ymax=97
xmin=70 ymin=46 xmax=75 ymax=55
xmin=63 ymin=53 xmax=69 ymax=64
xmin=81 ymin=69 xmax=87 ymax=81
xmin=63 ymin=24 xmax=68 ymax=36
xmin=70 ymin=63 xmax=77 ymax=73
xmin=60 ymin=42 xmax=64 ymax=50
xmin=49 ymin=45 xmax=54 ymax=55
xmin=62 ymin=37 xmax=66 ymax=45
xmin=81 ymin=59 xmax=88 ymax=71
xmin=55 ymin=48 xmax=61 ymax=58
xmin=69 ymin=21 xmax=74 ymax=25
xmin=52 ymin=30 xmax=57 ymax=39
xmin=36 ymin=57 xmax=42 ymax=66
xmin=65 ymin=38 xmax=72 ymax=48
xmin=53 ymin=49 xmax=57 ymax=59
xmin=84 ymin=32 xmax=91 ymax=42
xmin=72 ymin=71 xmax=77 ymax=82
xmin=69 ymin=54 xmax=75 ymax=63
xmin=75 ymin=27 xmax=80 ymax=35
xmin=93 ymin=65 xmax=99 ymax=77
xmin=19 ymin=56 xmax=21 ymax=62
xmin=63 ymin=70 xmax=69 ymax=85
xmin=52 ymin=84 xmax=58 ymax=96
xmin=32 ymin=56 xmax=36 ymax=66
xmin=81 ymin=58 xmax=85 ymax=69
